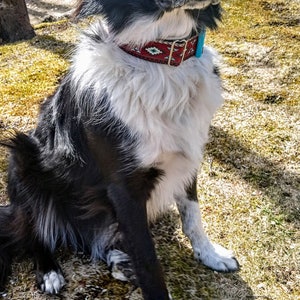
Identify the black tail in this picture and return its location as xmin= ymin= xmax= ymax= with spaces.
xmin=7 ymin=132 xmax=41 ymax=174
xmin=1 ymin=131 xmax=42 ymax=188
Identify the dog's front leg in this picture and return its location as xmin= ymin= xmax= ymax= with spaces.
xmin=107 ymin=182 xmax=170 ymax=300
xmin=176 ymin=177 xmax=239 ymax=272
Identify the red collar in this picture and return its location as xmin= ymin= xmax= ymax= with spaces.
xmin=119 ymin=34 xmax=202 ymax=67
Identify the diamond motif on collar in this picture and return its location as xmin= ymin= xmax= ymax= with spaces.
xmin=119 ymin=32 xmax=205 ymax=66
xmin=145 ymin=47 xmax=163 ymax=56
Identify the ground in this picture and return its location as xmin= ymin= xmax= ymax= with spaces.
xmin=26 ymin=0 xmax=75 ymax=25
xmin=0 ymin=0 xmax=299 ymax=299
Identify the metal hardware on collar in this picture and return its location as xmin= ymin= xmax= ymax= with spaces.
xmin=167 ymin=39 xmax=188 ymax=66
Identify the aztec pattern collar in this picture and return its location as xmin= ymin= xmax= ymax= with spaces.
xmin=119 ymin=31 xmax=206 ymax=67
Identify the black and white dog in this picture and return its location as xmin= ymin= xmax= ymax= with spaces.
xmin=0 ymin=0 xmax=239 ymax=299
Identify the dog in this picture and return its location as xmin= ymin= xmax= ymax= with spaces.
xmin=0 ymin=0 xmax=239 ymax=299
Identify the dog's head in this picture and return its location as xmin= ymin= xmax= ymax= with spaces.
xmin=76 ymin=0 xmax=221 ymax=43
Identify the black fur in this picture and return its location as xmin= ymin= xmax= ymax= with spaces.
xmin=0 ymin=1 xmax=223 ymax=299
xmin=0 ymin=73 xmax=167 ymax=297
xmin=77 ymin=0 xmax=222 ymax=31
xmin=78 ymin=0 xmax=160 ymax=32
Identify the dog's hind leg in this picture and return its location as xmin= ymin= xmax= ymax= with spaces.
xmin=176 ymin=176 xmax=240 ymax=272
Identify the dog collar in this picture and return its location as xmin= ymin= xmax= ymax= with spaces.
xmin=119 ymin=31 xmax=206 ymax=67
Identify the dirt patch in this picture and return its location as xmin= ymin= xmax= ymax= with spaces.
xmin=26 ymin=0 xmax=75 ymax=25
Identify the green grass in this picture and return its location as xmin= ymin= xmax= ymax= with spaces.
xmin=0 ymin=1 xmax=299 ymax=299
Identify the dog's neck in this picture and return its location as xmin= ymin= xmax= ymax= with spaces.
xmin=114 ymin=10 xmax=197 ymax=46
xmin=111 ymin=9 xmax=206 ymax=66
xmin=119 ymin=31 xmax=206 ymax=67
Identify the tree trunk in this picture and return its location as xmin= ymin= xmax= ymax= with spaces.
xmin=0 ymin=0 xmax=35 ymax=44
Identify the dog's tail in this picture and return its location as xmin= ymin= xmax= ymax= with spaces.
xmin=1 ymin=131 xmax=41 ymax=177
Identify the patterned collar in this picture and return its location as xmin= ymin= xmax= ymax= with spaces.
xmin=119 ymin=31 xmax=206 ymax=67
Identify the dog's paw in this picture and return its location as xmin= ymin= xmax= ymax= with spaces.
xmin=194 ymin=243 xmax=239 ymax=272
xmin=0 ymin=290 xmax=8 ymax=298
xmin=107 ymin=249 xmax=137 ymax=285
xmin=39 ymin=270 xmax=65 ymax=294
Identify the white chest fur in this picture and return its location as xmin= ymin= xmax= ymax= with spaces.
xmin=71 ymin=19 xmax=223 ymax=220
xmin=105 ymin=47 xmax=223 ymax=219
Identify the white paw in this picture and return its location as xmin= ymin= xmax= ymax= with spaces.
xmin=40 ymin=270 xmax=65 ymax=294
xmin=195 ymin=242 xmax=239 ymax=272
xmin=107 ymin=249 xmax=137 ymax=283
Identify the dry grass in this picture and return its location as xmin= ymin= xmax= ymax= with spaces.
xmin=0 ymin=1 xmax=299 ymax=299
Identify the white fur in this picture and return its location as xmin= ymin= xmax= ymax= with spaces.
xmin=71 ymin=10 xmax=223 ymax=220
xmin=106 ymin=249 xmax=132 ymax=282
xmin=77 ymin=14 xmax=237 ymax=267
xmin=67 ymin=2 xmax=239 ymax=291
xmin=40 ymin=270 xmax=65 ymax=294
xmin=91 ymin=223 xmax=121 ymax=260
xmin=147 ymin=153 xmax=197 ymax=220
xmin=37 ymin=198 xmax=59 ymax=251
xmin=176 ymin=199 xmax=239 ymax=271
xmin=115 ymin=10 xmax=196 ymax=45
xmin=36 ymin=198 xmax=78 ymax=252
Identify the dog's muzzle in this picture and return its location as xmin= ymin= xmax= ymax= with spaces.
xmin=156 ymin=0 xmax=220 ymax=10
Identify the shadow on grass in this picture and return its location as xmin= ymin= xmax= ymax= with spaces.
xmin=152 ymin=212 xmax=256 ymax=299
xmin=208 ymin=126 xmax=300 ymax=225
xmin=27 ymin=7 xmax=69 ymax=20
xmin=29 ymin=34 xmax=74 ymax=58
xmin=27 ymin=0 xmax=72 ymax=19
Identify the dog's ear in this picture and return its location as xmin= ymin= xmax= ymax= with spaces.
xmin=188 ymin=3 xmax=222 ymax=31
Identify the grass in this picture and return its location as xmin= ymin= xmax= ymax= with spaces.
xmin=0 ymin=1 xmax=299 ymax=299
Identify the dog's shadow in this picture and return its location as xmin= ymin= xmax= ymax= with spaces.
xmin=151 ymin=211 xmax=254 ymax=300
xmin=208 ymin=126 xmax=299 ymax=222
